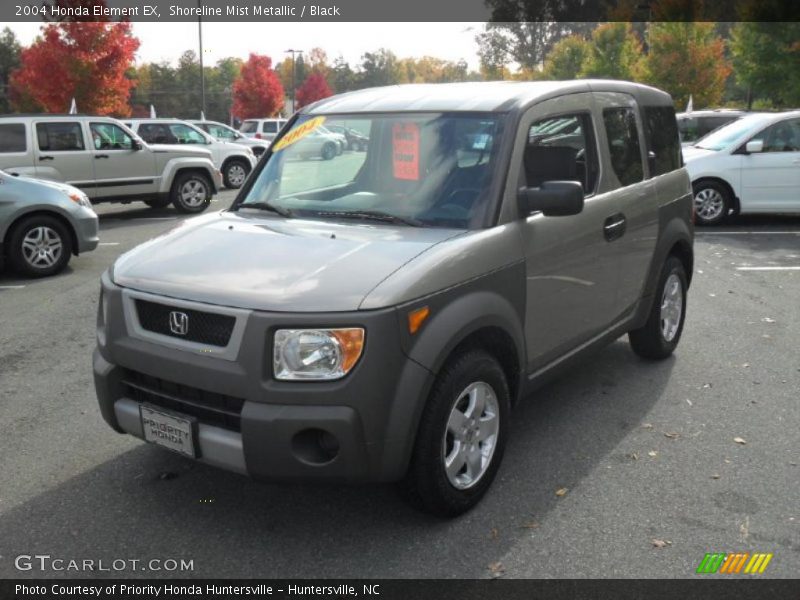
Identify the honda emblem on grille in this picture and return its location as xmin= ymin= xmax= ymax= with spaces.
xmin=169 ymin=311 xmax=189 ymax=336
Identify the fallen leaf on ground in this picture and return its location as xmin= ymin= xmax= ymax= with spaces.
xmin=648 ymin=450 xmax=658 ymax=457
xmin=555 ymin=487 xmax=568 ymax=497
xmin=742 ymin=363 xmax=750 ymax=368
xmin=488 ymin=562 xmax=505 ymax=577
xmin=651 ymin=539 xmax=672 ymax=548
xmin=489 ymin=528 xmax=498 ymax=540
xmin=628 ymin=452 xmax=639 ymax=461
xmin=734 ymin=437 xmax=747 ymax=445
xmin=641 ymin=423 xmax=654 ymax=430
xmin=711 ymin=473 xmax=721 ymax=479
xmin=686 ymin=399 xmax=693 ymax=406
xmin=762 ymin=317 xmax=776 ymax=323
xmin=664 ymin=432 xmax=680 ymax=439
xmin=520 ymin=521 xmax=539 ymax=530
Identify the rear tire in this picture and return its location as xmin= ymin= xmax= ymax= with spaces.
xmin=7 ymin=215 xmax=72 ymax=278
xmin=223 ymin=158 xmax=250 ymax=189
xmin=629 ymin=256 xmax=687 ymax=360
xmin=170 ymin=172 xmax=212 ymax=214
xmin=400 ymin=349 xmax=509 ymax=517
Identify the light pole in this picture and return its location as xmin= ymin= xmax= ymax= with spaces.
xmin=285 ymin=48 xmax=303 ymax=114
xmin=198 ymin=0 xmax=206 ymax=117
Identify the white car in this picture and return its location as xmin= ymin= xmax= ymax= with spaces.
xmin=126 ymin=119 xmax=257 ymax=189
xmin=683 ymin=111 xmax=800 ymax=225
xmin=190 ymin=120 xmax=269 ymax=159
xmin=239 ymin=118 xmax=288 ymax=142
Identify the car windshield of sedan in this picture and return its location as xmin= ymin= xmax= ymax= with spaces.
xmin=694 ymin=114 xmax=773 ymax=151
xmin=238 ymin=113 xmax=505 ymax=229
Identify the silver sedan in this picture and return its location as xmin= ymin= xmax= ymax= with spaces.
xmin=0 ymin=170 xmax=99 ymax=277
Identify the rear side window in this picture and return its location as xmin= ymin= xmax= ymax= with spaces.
xmin=262 ymin=121 xmax=278 ymax=133
xmin=0 ymin=124 xmax=26 ymax=153
xmin=525 ymin=113 xmax=599 ymax=195
xmin=602 ymin=108 xmax=643 ymax=187
xmin=36 ymin=122 xmax=85 ymax=152
xmin=644 ymin=106 xmax=682 ymax=176
xmin=240 ymin=121 xmax=258 ymax=133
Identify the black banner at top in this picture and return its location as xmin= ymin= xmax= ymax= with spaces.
xmin=2 ymin=0 xmax=800 ymax=22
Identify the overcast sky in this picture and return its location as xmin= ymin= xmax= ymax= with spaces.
xmin=11 ymin=22 xmax=485 ymax=70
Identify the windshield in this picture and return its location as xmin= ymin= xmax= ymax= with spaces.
xmin=695 ymin=114 xmax=773 ymax=151
xmin=238 ymin=113 xmax=505 ymax=229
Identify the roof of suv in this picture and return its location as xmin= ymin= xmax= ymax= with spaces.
xmin=303 ymin=80 xmax=674 ymax=115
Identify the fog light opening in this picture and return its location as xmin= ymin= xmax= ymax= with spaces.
xmin=291 ymin=428 xmax=340 ymax=465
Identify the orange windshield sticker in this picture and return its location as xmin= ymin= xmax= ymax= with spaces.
xmin=272 ymin=116 xmax=326 ymax=152
xmin=392 ymin=122 xmax=420 ymax=181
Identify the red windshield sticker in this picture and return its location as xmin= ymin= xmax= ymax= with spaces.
xmin=392 ymin=123 xmax=420 ymax=181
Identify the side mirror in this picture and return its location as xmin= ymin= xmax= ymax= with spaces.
xmin=518 ymin=181 xmax=584 ymax=217
xmin=745 ymin=140 xmax=764 ymax=154
xmin=132 ymin=139 xmax=143 ymax=151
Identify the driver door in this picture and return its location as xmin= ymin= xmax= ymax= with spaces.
xmin=89 ymin=122 xmax=156 ymax=200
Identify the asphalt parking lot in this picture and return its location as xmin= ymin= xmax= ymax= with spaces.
xmin=0 ymin=191 xmax=798 ymax=578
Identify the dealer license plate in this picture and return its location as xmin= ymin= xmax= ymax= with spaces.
xmin=139 ymin=404 xmax=197 ymax=458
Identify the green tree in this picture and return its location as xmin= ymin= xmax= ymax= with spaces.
xmin=730 ymin=22 xmax=800 ymax=109
xmin=644 ymin=23 xmax=731 ymax=109
xmin=0 ymin=27 xmax=21 ymax=113
xmin=355 ymin=49 xmax=402 ymax=89
xmin=541 ymin=35 xmax=591 ymax=80
xmin=330 ymin=55 xmax=355 ymax=93
xmin=580 ymin=22 xmax=644 ymax=81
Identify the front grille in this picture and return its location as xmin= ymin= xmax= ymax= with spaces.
xmin=122 ymin=369 xmax=244 ymax=432
xmin=135 ymin=299 xmax=235 ymax=347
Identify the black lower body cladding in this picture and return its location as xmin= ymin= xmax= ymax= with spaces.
xmin=94 ymin=273 xmax=434 ymax=483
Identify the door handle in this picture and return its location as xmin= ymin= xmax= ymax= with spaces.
xmin=603 ymin=213 xmax=627 ymax=242
xmin=95 ymin=154 xmax=109 ymax=159
xmin=39 ymin=155 xmax=54 ymax=161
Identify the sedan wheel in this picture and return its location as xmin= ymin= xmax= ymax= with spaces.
xmin=8 ymin=215 xmax=73 ymax=277
xmin=692 ymin=181 xmax=730 ymax=225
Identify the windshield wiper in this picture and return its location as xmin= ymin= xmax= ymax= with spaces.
xmin=237 ymin=202 xmax=294 ymax=217
xmin=305 ymin=210 xmax=423 ymax=227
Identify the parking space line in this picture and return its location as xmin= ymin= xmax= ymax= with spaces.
xmin=99 ymin=242 xmax=120 ymax=246
xmin=697 ymin=231 xmax=800 ymax=235
xmin=736 ymin=266 xmax=800 ymax=271
xmin=0 ymin=285 xmax=26 ymax=289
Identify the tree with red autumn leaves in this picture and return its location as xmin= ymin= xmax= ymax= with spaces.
xmin=295 ymin=72 xmax=333 ymax=109
xmin=232 ymin=53 xmax=284 ymax=119
xmin=10 ymin=1 xmax=139 ymax=115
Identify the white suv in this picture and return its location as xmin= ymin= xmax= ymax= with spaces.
xmin=239 ymin=118 xmax=287 ymax=142
xmin=126 ymin=119 xmax=257 ymax=189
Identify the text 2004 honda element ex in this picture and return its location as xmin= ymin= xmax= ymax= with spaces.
xmin=95 ymin=81 xmax=693 ymax=516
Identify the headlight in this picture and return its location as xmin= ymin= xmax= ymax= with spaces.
xmin=68 ymin=191 xmax=92 ymax=209
xmin=273 ymin=328 xmax=364 ymax=381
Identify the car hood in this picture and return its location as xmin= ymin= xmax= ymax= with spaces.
xmin=681 ymin=146 xmax=718 ymax=162
xmin=3 ymin=172 xmax=83 ymax=197
xmin=111 ymin=211 xmax=465 ymax=312
xmin=150 ymin=144 xmax=213 ymax=158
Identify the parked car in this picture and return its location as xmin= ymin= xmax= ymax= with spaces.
xmin=0 ymin=170 xmax=98 ymax=277
xmin=318 ymin=126 xmax=347 ymax=153
xmin=325 ymin=124 xmax=369 ymax=151
xmin=0 ymin=115 xmax=221 ymax=214
xmin=239 ymin=118 xmax=288 ymax=142
xmin=683 ymin=111 xmax=800 ymax=225
xmin=677 ymin=109 xmax=746 ymax=147
xmin=95 ymin=81 xmax=693 ymax=517
xmin=125 ymin=119 xmax=257 ymax=189
xmin=189 ymin=119 xmax=270 ymax=158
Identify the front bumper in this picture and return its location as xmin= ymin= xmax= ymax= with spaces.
xmin=74 ymin=210 xmax=99 ymax=254
xmin=94 ymin=273 xmax=433 ymax=482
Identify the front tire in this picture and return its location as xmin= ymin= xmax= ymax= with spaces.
xmin=8 ymin=215 xmax=72 ymax=277
xmin=321 ymin=142 xmax=337 ymax=161
xmin=693 ymin=180 xmax=730 ymax=226
xmin=171 ymin=172 xmax=212 ymax=214
xmin=223 ymin=159 xmax=250 ymax=189
xmin=401 ymin=349 xmax=510 ymax=517
xmin=629 ymin=256 xmax=688 ymax=360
